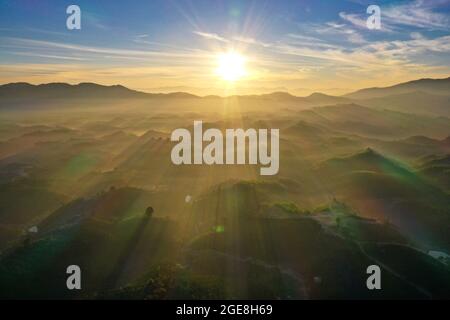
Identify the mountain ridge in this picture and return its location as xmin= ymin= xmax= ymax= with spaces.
xmin=1 ymin=77 xmax=449 ymax=100
xmin=344 ymin=77 xmax=450 ymax=99
xmin=1 ymin=78 xmax=450 ymax=117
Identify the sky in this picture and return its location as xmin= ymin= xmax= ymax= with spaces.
xmin=0 ymin=0 xmax=450 ymax=96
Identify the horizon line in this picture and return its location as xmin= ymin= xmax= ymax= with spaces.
xmin=1 ymin=75 xmax=450 ymax=99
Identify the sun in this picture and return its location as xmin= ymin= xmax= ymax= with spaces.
xmin=216 ymin=51 xmax=247 ymax=82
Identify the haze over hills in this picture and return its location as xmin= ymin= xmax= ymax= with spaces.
xmin=2 ymin=0 xmax=450 ymax=301
xmin=0 ymin=82 xmax=349 ymax=103
xmin=0 ymin=75 xmax=450 ymax=299
xmin=357 ymin=91 xmax=450 ymax=117
xmin=0 ymin=76 xmax=448 ymax=101
xmin=344 ymin=77 xmax=450 ymax=99
xmin=0 ymin=82 xmax=200 ymax=103
xmin=1 ymin=77 xmax=449 ymax=117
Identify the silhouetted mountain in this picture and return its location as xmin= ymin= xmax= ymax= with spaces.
xmin=0 ymin=82 xmax=152 ymax=99
xmin=345 ymin=77 xmax=450 ymax=99
xmin=0 ymin=83 xmax=347 ymax=105
xmin=0 ymin=82 xmax=202 ymax=103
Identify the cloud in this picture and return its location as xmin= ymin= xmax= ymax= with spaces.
xmin=232 ymin=36 xmax=272 ymax=48
xmin=410 ymin=32 xmax=425 ymax=40
xmin=338 ymin=12 xmax=367 ymax=29
xmin=0 ymin=63 xmax=214 ymax=86
xmin=383 ymin=0 xmax=450 ymax=30
xmin=7 ymin=52 xmax=88 ymax=61
xmin=285 ymin=34 xmax=340 ymax=49
xmin=314 ymin=21 xmax=367 ymax=44
xmin=0 ymin=37 xmax=211 ymax=61
xmin=192 ymin=31 xmax=274 ymax=48
xmin=266 ymin=28 xmax=450 ymax=82
xmin=339 ymin=11 xmax=396 ymax=33
xmin=340 ymin=1 xmax=450 ymax=31
xmin=83 ymin=12 xmax=109 ymax=30
xmin=193 ymin=31 xmax=229 ymax=42
xmin=1 ymin=4 xmax=450 ymax=96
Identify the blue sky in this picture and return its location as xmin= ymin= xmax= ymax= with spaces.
xmin=1 ymin=0 xmax=449 ymax=95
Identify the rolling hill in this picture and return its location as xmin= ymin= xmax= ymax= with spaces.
xmin=344 ymin=77 xmax=450 ymax=99
xmin=358 ymin=91 xmax=450 ymax=117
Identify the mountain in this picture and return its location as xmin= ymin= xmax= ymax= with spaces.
xmin=0 ymin=83 xmax=350 ymax=104
xmin=304 ymin=92 xmax=351 ymax=105
xmin=297 ymin=103 xmax=450 ymax=139
xmin=2 ymin=77 xmax=450 ymax=102
xmin=318 ymin=148 xmax=450 ymax=247
xmin=231 ymin=91 xmax=300 ymax=101
xmin=358 ymin=91 xmax=450 ymax=117
xmin=0 ymin=82 xmax=357 ymax=112
xmin=284 ymin=120 xmax=329 ymax=137
xmin=0 ymin=82 xmax=201 ymax=103
xmin=320 ymin=148 xmax=415 ymax=178
xmin=318 ymin=147 xmax=448 ymax=203
xmin=401 ymin=135 xmax=442 ymax=146
xmin=1 ymin=78 xmax=449 ymax=116
xmin=344 ymin=77 xmax=450 ymax=99
xmin=228 ymin=91 xmax=351 ymax=109
xmin=0 ymin=82 xmax=151 ymax=99
xmin=417 ymin=154 xmax=450 ymax=192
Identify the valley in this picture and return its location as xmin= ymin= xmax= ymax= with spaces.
xmin=0 ymin=79 xmax=449 ymax=299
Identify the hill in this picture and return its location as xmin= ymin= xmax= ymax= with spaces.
xmin=345 ymin=77 xmax=450 ymax=99
xmin=0 ymin=82 xmax=150 ymax=99
xmin=298 ymin=104 xmax=450 ymax=139
xmin=358 ymin=91 xmax=450 ymax=117
xmin=417 ymin=154 xmax=450 ymax=191
xmin=0 ymin=82 xmax=200 ymax=106
xmin=319 ymin=148 xmax=418 ymax=181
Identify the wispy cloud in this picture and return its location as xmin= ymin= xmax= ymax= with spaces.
xmin=339 ymin=11 xmax=394 ymax=33
xmin=232 ymin=36 xmax=272 ymax=48
xmin=340 ymin=0 xmax=450 ymax=31
xmin=193 ymin=31 xmax=229 ymax=43
xmin=83 ymin=12 xmax=110 ymax=30
xmin=1 ymin=0 xmax=449 ymax=95
xmin=315 ymin=21 xmax=367 ymax=44
xmin=193 ymin=31 xmax=274 ymax=48
xmin=7 ymin=52 xmax=88 ymax=61
xmin=285 ymin=34 xmax=340 ymax=49
xmin=338 ymin=12 xmax=367 ymax=29
xmin=1 ymin=37 xmax=212 ymax=61
xmin=383 ymin=0 xmax=450 ymax=30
